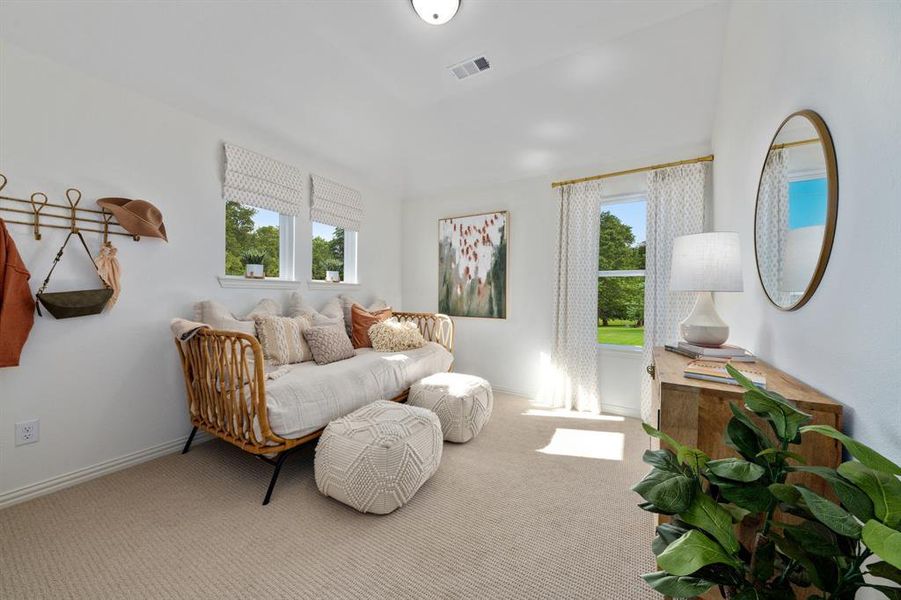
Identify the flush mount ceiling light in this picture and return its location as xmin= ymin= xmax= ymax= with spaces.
xmin=411 ymin=0 xmax=460 ymax=25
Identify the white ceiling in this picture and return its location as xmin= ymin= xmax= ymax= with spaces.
xmin=0 ymin=0 xmax=729 ymax=196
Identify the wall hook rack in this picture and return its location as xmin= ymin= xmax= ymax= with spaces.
xmin=0 ymin=172 xmax=140 ymax=241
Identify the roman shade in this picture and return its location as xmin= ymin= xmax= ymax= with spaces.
xmin=223 ymin=143 xmax=306 ymax=216
xmin=310 ymin=174 xmax=363 ymax=231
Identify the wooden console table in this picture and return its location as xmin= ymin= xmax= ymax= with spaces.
xmin=650 ymin=347 xmax=843 ymax=502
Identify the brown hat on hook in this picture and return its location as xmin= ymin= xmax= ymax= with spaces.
xmin=96 ymin=198 xmax=168 ymax=241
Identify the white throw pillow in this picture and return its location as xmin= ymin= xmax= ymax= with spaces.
xmin=338 ymin=294 xmax=388 ymax=337
xmin=193 ymin=298 xmax=279 ymax=336
xmin=368 ymin=318 xmax=426 ymax=352
xmin=286 ymin=293 xmax=344 ymax=327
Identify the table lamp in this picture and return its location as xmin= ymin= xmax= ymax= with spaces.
xmin=669 ymin=232 xmax=743 ymax=347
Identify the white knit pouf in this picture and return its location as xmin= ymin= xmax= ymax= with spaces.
xmin=314 ymin=400 xmax=443 ymax=514
xmin=409 ymin=373 xmax=493 ymax=443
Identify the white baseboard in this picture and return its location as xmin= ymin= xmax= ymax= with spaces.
xmin=491 ymin=385 xmax=533 ymax=399
xmin=492 ymin=385 xmax=641 ymax=419
xmin=0 ymin=431 xmax=211 ymax=510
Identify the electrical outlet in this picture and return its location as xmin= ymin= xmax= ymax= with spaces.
xmin=15 ymin=419 xmax=40 ymax=446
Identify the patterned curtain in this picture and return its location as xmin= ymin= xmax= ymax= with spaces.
xmin=639 ymin=163 xmax=708 ymax=422
xmin=756 ymin=149 xmax=791 ymax=306
xmin=540 ymin=180 xmax=604 ymax=412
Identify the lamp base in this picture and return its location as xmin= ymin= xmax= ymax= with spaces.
xmin=680 ymin=291 xmax=729 ymax=347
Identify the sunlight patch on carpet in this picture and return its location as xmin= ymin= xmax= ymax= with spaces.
xmin=537 ymin=428 xmax=624 ymax=461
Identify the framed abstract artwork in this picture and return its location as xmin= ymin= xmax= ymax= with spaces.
xmin=438 ymin=211 xmax=508 ymax=319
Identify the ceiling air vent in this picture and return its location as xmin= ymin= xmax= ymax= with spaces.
xmin=448 ymin=56 xmax=490 ymax=80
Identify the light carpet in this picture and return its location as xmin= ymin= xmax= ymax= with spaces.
xmin=0 ymin=393 xmax=657 ymax=599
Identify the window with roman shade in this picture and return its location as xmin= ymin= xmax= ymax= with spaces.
xmin=223 ymin=143 xmax=306 ymax=215
xmin=310 ymin=174 xmax=363 ymax=231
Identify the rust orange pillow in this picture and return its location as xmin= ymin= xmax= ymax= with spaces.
xmin=351 ymin=304 xmax=393 ymax=348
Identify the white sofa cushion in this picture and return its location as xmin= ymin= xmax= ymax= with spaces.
xmin=193 ymin=298 xmax=279 ymax=336
xmin=264 ymin=342 xmax=453 ymax=439
xmin=286 ymin=292 xmax=344 ymax=327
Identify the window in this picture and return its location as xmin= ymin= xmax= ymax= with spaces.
xmin=225 ymin=201 xmax=294 ymax=279
xmin=597 ymin=196 xmax=646 ymax=348
xmin=311 ymin=222 xmax=358 ymax=283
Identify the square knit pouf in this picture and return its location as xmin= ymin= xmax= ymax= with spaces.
xmin=314 ymin=400 xmax=443 ymax=514
xmin=409 ymin=373 xmax=493 ymax=443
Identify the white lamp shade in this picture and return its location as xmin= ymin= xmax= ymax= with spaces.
xmin=412 ymin=0 xmax=460 ymax=25
xmin=670 ymin=232 xmax=743 ymax=292
xmin=781 ymin=225 xmax=824 ymax=292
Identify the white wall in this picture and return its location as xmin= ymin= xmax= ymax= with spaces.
xmin=711 ymin=2 xmax=901 ymax=462
xmin=0 ymin=42 xmax=404 ymax=501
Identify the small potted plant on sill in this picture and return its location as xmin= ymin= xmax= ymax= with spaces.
xmin=242 ymin=249 xmax=267 ymax=279
xmin=633 ymin=364 xmax=901 ymax=599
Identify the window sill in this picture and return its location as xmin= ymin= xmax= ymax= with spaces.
xmin=218 ymin=276 xmax=302 ymax=290
xmin=597 ymin=344 xmax=643 ymax=355
xmin=307 ymin=280 xmax=361 ymax=291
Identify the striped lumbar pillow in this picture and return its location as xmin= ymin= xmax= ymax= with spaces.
xmin=254 ymin=315 xmax=313 ymax=365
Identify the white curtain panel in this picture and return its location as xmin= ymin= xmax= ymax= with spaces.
xmin=756 ymin=149 xmax=791 ymax=306
xmin=310 ymin=174 xmax=364 ymax=231
xmin=640 ymin=163 xmax=708 ymax=422
xmin=223 ymin=143 xmax=306 ymax=216
xmin=542 ymin=180 xmax=604 ymax=413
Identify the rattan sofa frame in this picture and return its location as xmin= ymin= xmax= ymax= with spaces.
xmin=176 ymin=312 xmax=454 ymax=505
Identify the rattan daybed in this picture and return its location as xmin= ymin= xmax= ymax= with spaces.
xmin=176 ymin=312 xmax=454 ymax=505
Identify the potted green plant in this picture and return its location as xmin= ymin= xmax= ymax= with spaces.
xmin=241 ymin=249 xmax=267 ymax=279
xmin=633 ymin=364 xmax=900 ymax=599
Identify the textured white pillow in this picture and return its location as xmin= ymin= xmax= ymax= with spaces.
xmin=193 ymin=298 xmax=279 ymax=336
xmin=286 ymin=293 xmax=344 ymax=327
xmin=339 ymin=294 xmax=388 ymax=336
xmin=369 ymin=318 xmax=426 ymax=352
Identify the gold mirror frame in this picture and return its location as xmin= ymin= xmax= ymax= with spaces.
xmin=754 ymin=109 xmax=838 ymax=311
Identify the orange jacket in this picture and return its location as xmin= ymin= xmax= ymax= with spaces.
xmin=0 ymin=219 xmax=35 ymax=367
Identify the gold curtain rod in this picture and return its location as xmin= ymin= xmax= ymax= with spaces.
xmin=770 ymin=138 xmax=819 ymax=150
xmin=550 ymin=154 xmax=714 ymax=189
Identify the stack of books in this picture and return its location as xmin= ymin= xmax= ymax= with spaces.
xmin=665 ymin=341 xmax=756 ymax=362
xmin=682 ymin=359 xmax=767 ymax=389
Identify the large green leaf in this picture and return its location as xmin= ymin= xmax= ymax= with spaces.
xmin=640 ymin=571 xmax=715 ymax=596
xmin=677 ymin=447 xmax=710 ymax=475
xmin=652 ymin=522 xmax=689 ymax=556
xmin=642 ymin=422 xmax=686 ymax=454
xmin=681 ymin=493 xmax=740 ymax=554
xmin=632 ymin=468 xmax=675 ymax=498
xmin=868 ymin=560 xmax=901 ymax=585
xmin=782 ymin=521 xmax=840 ymax=557
xmin=800 ymin=425 xmax=901 ymax=475
xmin=642 ymin=449 xmax=682 ymax=473
xmin=647 ymin=475 xmax=696 ymax=514
xmin=718 ymin=482 xmax=774 ymax=513
xmin=768 ymin=483 xmax=802 ymax=505
xmin=863 ymin=520 xmax=901 ymax=570
xmin=790 ymin=465 xmax=875 ymax=523
xmin=656 ymin=530 xmax=741 ymax=576
xmin=725 ymin=402 xmax=773 ymax=459
xmin=796 ymin=486 xmax=862 ymax=538
xmin=837 ymin=461 xmax=901 ymax=528
xmin=708 ymin=458 xmax=766 ymax=482
xmin=742 ymin=387 xmax=811 ymax=442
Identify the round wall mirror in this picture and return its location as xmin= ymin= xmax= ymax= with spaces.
xmin=754 ymin=110 xmax=837 ymax=310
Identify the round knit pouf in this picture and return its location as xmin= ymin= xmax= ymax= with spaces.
xmin=314 ymin=400 xmax=443 ymax=514
xmin=409 ymin=373 xmax=493 ymax=443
